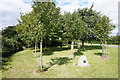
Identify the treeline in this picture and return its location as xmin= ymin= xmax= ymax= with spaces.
xmin=2 ymin=2 xmax=116 ymax=57
xmin=2 ymin=26 xmax=23 ymax=57
xmin=86 ymin=35 xmax=120 ymax=45
xmin=107 ymin=35 xmax=120 ymax=45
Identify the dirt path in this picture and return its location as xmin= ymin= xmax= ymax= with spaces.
xmin=107 ymin=45 xmax=120 ymax=48
xmin=85 ymin=43 xmax=120 ymax=48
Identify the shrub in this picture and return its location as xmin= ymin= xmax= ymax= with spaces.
xmin=2 ymin=37 xmax=23 ymax=57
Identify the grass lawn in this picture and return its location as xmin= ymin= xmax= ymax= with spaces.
xmin=2 ymin=44 xmax=118 ymax=78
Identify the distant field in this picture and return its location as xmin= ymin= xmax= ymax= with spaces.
xmin=2 ymin=44 xmax=118 ymax=78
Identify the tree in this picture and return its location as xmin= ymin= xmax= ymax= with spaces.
xmin=72 ymin=12 xmax=87 ymax=53
xmin=63 ymin=11 xmax=87 ymax=58
xmin=107 ymin=35 xmax=120 ymax=45
xmin=76 ymin=4 xmax=101 ymax=48
xmin=55 ymin=15 xmax=66 ymax=48
xmin=2 ymin=26 xmax=23 ymax=57
xmin=63 ymin=12 xmax=75 ymax=59
xmin=16 ymin=12 xmax=34 ymax=48
xmin=16 ymin=2 xmax=61 ymax=71
xmin=32 ymin=2 xmax=60 ymax=71
xmin=94 ymin=15 xmax=116 ymax=56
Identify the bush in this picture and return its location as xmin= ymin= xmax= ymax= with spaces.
xmin=2 ymin=26 xmax=23 ymax=57
xmin=107 ymin=35 xmax=120 ymax=45
xmin=2 ymin=37 xmax=23 ymax=57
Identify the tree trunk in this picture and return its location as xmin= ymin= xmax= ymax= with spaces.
xmin=45 ymin=44 xmax=47 ymax=49
xmin=40 ymin=40 xmax=42 ymax=71
xmin=35 ymin=43 xmax=37 ymax=57
xmin=81 ymin=40 xmax=85 ymax=49
xmin=78 ymin=39 xmax=81 ymax=53
xmin=102 ymin=42 xmax=104 ymax=55
xmin=71 ymin=41 xmax=74 ymax=59
xmin=67 ymin=40 xmax=69 ymax=47
xmin=105 ymin=41 xmax=107 ymax=55
xmin=60 ymin=42 xmax=62 ymax=48
xmin=91 ymin=41 xmax=92 ymax=45
xmin=100 ymin=43 xmax=101 ymax=46
xmin=67 ymin=40 xmax=70 ymax=48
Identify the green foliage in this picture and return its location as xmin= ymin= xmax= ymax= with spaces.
xmin=16 ymin=2 xmax=61 ymax=47
xmin=94 ymin=15 xmax=116 ymax=42
xmin=2 ymin=26 xmax=23 ymax=57
xmin=76 ymin=5 xmax=101 ymax=41
xmin=63 ymin=4 xmax=105 ymax=48
xmin=63 ymin=12 xmax=88 ymax=41
xmin=2 ymin=37 xmax=22 ymax=57
xmin=2 ymin=26 xmax=18 ymax=40
xmin=107 ymin=35 xmax=120 ymax=45
xmin=15 ymin=3 xmax=116 ymax=49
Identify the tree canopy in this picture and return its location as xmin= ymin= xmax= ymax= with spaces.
xmin=2 ymin=2 xmax=116 ymax=58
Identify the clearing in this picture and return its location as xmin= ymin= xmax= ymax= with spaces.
xmin=2 ymin=44 xmax=118 ymax=78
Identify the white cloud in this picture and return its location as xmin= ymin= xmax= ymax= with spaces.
xmin=88 ymin=0 xmax=118 ymax=25
xmin=57 ymin=0 xmax=118 ymax=24
xmin=60 ymin=0 xmax=80 ymax=14
xmin=0 ymin=0 xmax=119 ymax=36
xmin=0 ymin=0 xmax=32 ymax=28
xmin=57 ymin=0 xmax=88 ymax=14
xmin=56 ymin=0 xmax=119 ymax=36
xmin=87 ymin=0 xmax=119 ymax=36
xmin=109 ymin=25 xmax=118 ymax=36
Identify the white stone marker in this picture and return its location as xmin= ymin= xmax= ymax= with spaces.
xmin=77 ymin=55 xmax=90 ymax=67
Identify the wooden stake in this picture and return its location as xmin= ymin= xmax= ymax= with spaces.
xmin=105 ymin=41 xmax=107 ymax=55
xmin=35 ymin=43 xmax=37 ymax=57
xmin=78 ymin=39 xmax=80 ymax=53
xmin=102 ymin=42 xmax=104 ymax=55
xmin=71 ymin=41 xmax=74 ymax=59
xmin=40 ymin=40 xmax=42 ymax=71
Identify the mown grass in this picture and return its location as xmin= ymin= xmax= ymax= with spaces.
xmin=2 ymin=44 xmax=118 ymax=78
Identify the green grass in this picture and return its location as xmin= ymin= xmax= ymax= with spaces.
xmin=2 ymin=44 xmax=118 ymax=78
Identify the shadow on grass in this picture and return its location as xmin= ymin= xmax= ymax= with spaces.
xmin=36 ymin=47 xmax=71 ymax=56
xmin=74 ymin=51 xmax=84 ymax=56
xmin=94 ymin=53 xmax=103 ymax=57
xmin=79 ymin=45 xmax=102 ymax=51
xmin=2 ymin=57 xmax=12 ymax=71
xmin=43 ymin=51 xmax=53 ymax=55
xmin=43 ymin=57 xmax=72 ymax=71
xmin=34 ymin=45 xmax=102 ymax=56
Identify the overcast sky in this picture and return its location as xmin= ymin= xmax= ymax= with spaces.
xmin=0 ymin=0 xmax=119 ymax=36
